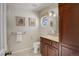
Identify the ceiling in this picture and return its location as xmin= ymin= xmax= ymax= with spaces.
xmin=7 ymin=3 xmax=57 ymax=12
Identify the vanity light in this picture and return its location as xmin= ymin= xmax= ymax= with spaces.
xmin=49 ymin=12 xmax=52 ymax=16
xmin=49 ymin=10 xmax=56 ymax=17
xmin=53 ymin=14 xmax=56 ymax=17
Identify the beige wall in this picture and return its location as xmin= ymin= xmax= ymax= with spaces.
xmin=7 ymin=6 xmax=40 ymax=52
xmin=0 ymin=3 xmax=7 ymax=55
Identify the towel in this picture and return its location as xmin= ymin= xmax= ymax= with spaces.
xmin=16 ymin=32 xmax=22 ymax=42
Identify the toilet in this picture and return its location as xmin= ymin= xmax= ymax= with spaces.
xmin=33 ymin=42 xmax=40 ymax=53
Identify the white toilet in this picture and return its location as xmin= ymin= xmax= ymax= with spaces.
xmin=33 ymin=42 xmax=40 ymax=53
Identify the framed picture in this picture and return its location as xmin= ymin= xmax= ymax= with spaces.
xmin=16 ymin=16 xmax=25 ymax=26
xmin=28 ymin=17 xmax=36 ymax=27
xmin=41 ymin=16 xmax=48 ymax=26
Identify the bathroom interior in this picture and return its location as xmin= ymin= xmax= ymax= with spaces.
xmin=0 ymin=3 xmax=79 ymax=56
xmin=1 ymin=3 xmax=59 ymax=56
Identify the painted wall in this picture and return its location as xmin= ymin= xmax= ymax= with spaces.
xmin=0 ymin=3 xmax=1 ymax=51
xmin=7 ymin=6 xmax=40 ymax=52
xmin=0 ymin=3 xmax=7 ymax=55
xmin=39 ymin=4 xmax=59 ymax=36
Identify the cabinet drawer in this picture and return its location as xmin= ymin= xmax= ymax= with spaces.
xmin=40 ymin=37 xmax=51 ymax=45
xmin=51 ymin=41 xmax=59 ymax=49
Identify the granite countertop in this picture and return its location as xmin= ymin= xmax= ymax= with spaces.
xmin=41 ymin=35 xmax=59 ymax=42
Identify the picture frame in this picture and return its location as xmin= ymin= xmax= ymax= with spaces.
xmin=16 ymin=16 xmax=25 ymax=26
xmin=28 ymin=17 xmax=36 ymax=27
xmin=41 ymin=16 xmax=48 ymax=26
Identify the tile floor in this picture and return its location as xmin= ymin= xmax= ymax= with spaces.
xmin=11 ymin=49 xmax=41 ymax=56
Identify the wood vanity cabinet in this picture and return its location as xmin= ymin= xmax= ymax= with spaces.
xmin=40 ymin=42 xmax=48 ymax=56
xmin=40 ymin=4 xmax=79 ymax=56
xmin=59 ymin=3 xmax=79 ymax=56
xmin=48 ymin=46 xmax=58 ymax=56
xmin=40 ymin=37 xmax=59 ymax=56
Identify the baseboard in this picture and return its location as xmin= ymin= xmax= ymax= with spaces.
xmin=12 ymin=47 xmax=33 ymax=54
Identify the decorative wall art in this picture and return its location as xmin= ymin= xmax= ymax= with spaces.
xmin=28 ymin=17 xmax=36 ymax=27
xmin=16 ymin=16 xmax=25 ymax=26
xmin=41 ymin=16 xmax=48 ymax=26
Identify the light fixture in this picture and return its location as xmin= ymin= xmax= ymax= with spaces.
xmin=49 ymin=12 xmax=52 ymax=16
xmin=49 ymin=10 xmax=56 ymax=17
xmin=32 ymin=4 xmax=37 ymax=7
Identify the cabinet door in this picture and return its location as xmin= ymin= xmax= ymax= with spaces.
xmin=48 ymin=46 xmax=58 ymax=56
xmin=40 ymin=43 xmax=48 ymax=56
xmin=59 ymin=3 xmax=79 ymax=55
xmin=61 ymin=45 xmax=79 ymax=56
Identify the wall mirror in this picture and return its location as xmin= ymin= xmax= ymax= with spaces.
xmin=48 ymin=9 xmax=58 ymax=36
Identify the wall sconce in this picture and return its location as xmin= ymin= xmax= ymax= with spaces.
xmin=49 ymin=10 xmax=56 ymax=17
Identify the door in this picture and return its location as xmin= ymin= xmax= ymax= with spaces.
xmin=40 ymin=43 xmax=48 ymax=56
xmin=61 ymin=45 xmax=79 ymax=56
xmin=59 ymin=3 xmax=79 ymax=55
xmin=48 ymin=46 xmax=58 ymax=56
